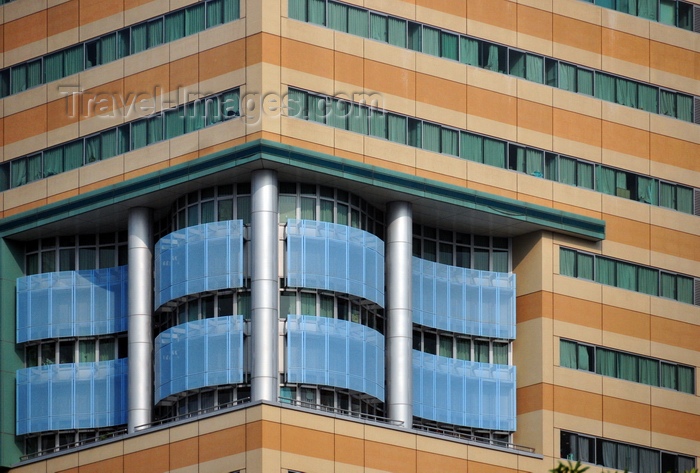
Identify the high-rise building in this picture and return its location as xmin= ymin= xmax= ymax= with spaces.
xmin=0 ymin=0 xmax=698 ymax=472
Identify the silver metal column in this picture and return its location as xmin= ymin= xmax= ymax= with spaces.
xmin=385 ymin=201 xmax=413 ymax=428
xmin=127 ymin=207 xmax=153 ymax=432
xmin=250 ymin=170 xmax=279 ymax=402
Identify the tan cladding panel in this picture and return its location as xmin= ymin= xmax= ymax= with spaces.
xmin=3 ymin=10 xmax=47 ymax=53
xmin=517 ymin=291 xmax=554 ymax=323
xmin=48 ymin=0 xmax=80 ymax=39
xmin=552 ymin=293 xmax=602 ymax=330
xmin=1 ymin=39 xmax=246 ymax=149
xmin=123 ymin=445 xmax=170 ymax=473
xmin=599 ymin=214 xmax=700 ymax=261
xmin=516 ymin=4 xmax=553 ymax=42
xmin=280 ymin=424 xmax=335 ymax=461
xmin=554 ymin=385 xmax=603 ymax=421
xmin=601 ymin=27 xmax=650 ymax=69
xmin=554 ymin=385 xmax=700 ymax=442
xmin=553 ymin=292 xmax=700 ymax=354
xmin=518 ymin=383 xmax=555 ymax=414
xmin=468 ymin=0 xmax=518 ymax=33
xmin=651 ymin=316 xmax=700 ymax=353
xmin=416 ymin=0 xmax=467 ymax=20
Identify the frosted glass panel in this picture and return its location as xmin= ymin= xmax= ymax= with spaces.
xmin=16 ymin=359 xmax=128 ymax=435
xmin=154 ymin=220 xmax=244 ymax=309
xmin=286 ymin=220 xmax=385 ymax=307
xmin=16 ymin=267 xmax=128 ymax=343
xmin=412 ymin=258 xmax=516 ymax=339
xmin=286 ymin=315 xmax=385 ymax=401
xmin=153 ymin=316 xmax=245 ymax=403
xmin=412 ymin=351 xmax=516 ymax=431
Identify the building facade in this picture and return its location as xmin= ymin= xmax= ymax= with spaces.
xmin=0 ymin=0 xmax=698 ymax=471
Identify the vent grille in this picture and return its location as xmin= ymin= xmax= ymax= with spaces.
xmin=694 ymin=96 xmax=700 ymax=125
xmin=695 ymin=278 xmax=700 ymax=306
xmin=695 ymin=189 xmax=700 ymax=217
xmin=694 ymin=5 xmax=700 ymax=33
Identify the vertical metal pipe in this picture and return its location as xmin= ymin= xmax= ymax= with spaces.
xmin=385 ymin=201 xmax=413 ymax=428
xmin=250 ymin=170 xmax=279 ymax=402
xmin=127 ymin=207 xmax=153 ymax=432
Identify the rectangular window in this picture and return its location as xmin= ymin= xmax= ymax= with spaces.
xmin=407 ymin=21 xmax=422 ymax=51
xmin=0 ymin=69 xmax=9 ymax=98
xmin=329 ymin=2 xmax=348 ymax=32
xmin=422 ymin=26 xmax=440 ymax=56
xmin=289 ymin=0 xmax=307 ymax=21
xmin=347 ymin=6 xmax=368 ymax=36
xmin=369 ymin=12 xmax=386 ymax=41
xmin=166 ymin=10 xmax=186 ymax=41
xmin=423 ymin=332 xmax=437 ymax=355
xmin=456 ymin=338 xmax=470 ymax=361
xmin=78 ymin=340 xmax=96 ymax=363
xmin=440 ymin=31 xmax=458 ymax=60
xmin=59 ymin=342 xmax=74 ymax=364
xmin=438 ymin=336 xmax=453 ymax=357
xmin=388 ymin=16 xmax=406 ymax=47
xmin=474 ymin=340 xmax=489 ymax=363
xmin=185 ymin=3 xmax=206 ymax=34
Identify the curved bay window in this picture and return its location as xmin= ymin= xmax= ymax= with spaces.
xmin=279 ymin=385 xmax=384 ymax=419
xmin=154 ymin=384 xmax=251 ymax=421
xmin=279 ymin=290 xmax=384 ymax=333
xmin=171 ymin=182 xmax=385 ymax=239
xmin=154 ymin=290 xmax=250 ymax=335
xmin=171 ymin=183 xmax=252 ymax=230
xmin=23 ymin=428 xmax=126 ymax=458
xmin=24 ymin=336 xmax=127 ymax=367
xmin=413 ymin=224 xmax=511 ymax=273
xmin=412 ymin=329 xmax=510 ymax=365
xmin=24 ymin=232 xmax=127 ymax=275
xmin=278 ymin=182 xmax=384 ymax=238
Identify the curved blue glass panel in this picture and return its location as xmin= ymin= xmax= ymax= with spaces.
xmin=286 ymin=220 xmax=385 ymax=307
xmin=154 ymin=220 xmax=244 ymax=309
xmin=16 ymin=359 xmax=128 ymax=435
xmin=286 ymin=315 xmax=385 ymax=401
xmin=412 ymin=258 xmax=516 ymax=339
xmin=412 ymin=351 xmax=516 ymax=431
xmin=16 ymin=267 xmax=128 ymax=343
xmin=154 ymin=316 xmax=245 ymax=403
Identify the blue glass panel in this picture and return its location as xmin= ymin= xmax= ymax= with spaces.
xmin=286 ymin=315 xmax=385 ymax=401
xmin=153 ymin=316 xmax=245 ymax=403
xmin=16 ymin=266 xmax=129 ymax=343
xmin=16 ymin=359 xmax=128 ymax=435
xmin=412 ymin=351 xmax=516 ymax=431
xmin=412 ymin=258 xmax=516 ymax=339
xmin=154 ymin=220 xmax=244 ymax=309
xmin=286 ymin=220 xmax=385 ymax=307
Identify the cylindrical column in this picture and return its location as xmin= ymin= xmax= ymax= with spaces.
xmin=127 ymin=207 xmax=153 ymax=432
xmin=385 ymin=201 xmax=413 ymax=428
xmin=250 ymin=170 xmax=279 ymax=402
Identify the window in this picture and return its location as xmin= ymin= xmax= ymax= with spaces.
xmin=561 ymin=339 xmax=694 ymax=394
xmin=413 ymin=330 xmax=512 ymax=365
xmin=561 ymin=430 xmax=694 ymax=473
xmin=25 ymin=336 xmax=127 ymax=367
xmin=25 ymin=232 xmax=127 ymax=275
xmin=560 ymin=247 xmax=697 ymax=305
